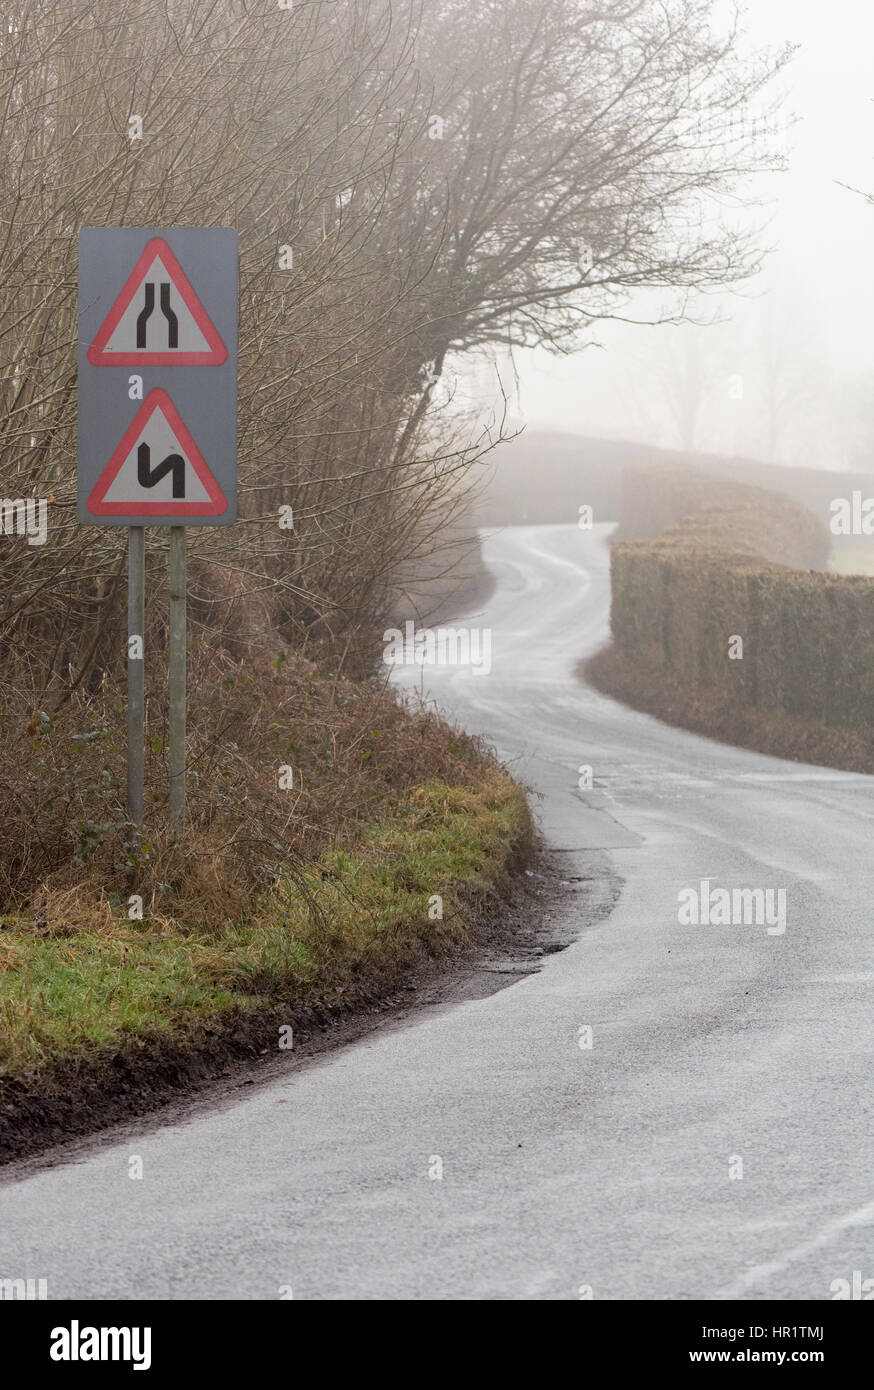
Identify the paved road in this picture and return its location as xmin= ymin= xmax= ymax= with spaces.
xmin=2 ymin=523 xmax=873 ymax=1300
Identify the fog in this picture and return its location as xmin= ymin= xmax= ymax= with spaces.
xmin=453 ymin=0 xmax=874 ymax=473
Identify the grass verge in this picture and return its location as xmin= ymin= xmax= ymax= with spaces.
xmin=0 ymin=770 xmax=531 ymax=1161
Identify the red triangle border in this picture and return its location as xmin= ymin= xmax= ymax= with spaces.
xmin=86 ymin=237 xmax=228 ymax=366
xmin=87 ymin=389 xmax=229 ymax=516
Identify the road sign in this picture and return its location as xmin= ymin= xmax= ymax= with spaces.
xmin=78 ymin=226 xmax=238 ymax=835
xmin=86 ymin=237 xmax=228 ymax=366
xmin=78 ymin=226 xmax=237 ymax=526
xmin=87 ymin=390 xmax=227 ymax=517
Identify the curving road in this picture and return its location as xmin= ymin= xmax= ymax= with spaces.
xmin=2 ymin=523 xmax=873 ymax=1300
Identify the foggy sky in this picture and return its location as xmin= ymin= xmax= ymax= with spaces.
xmin=453 ymin=0 xmax=874 ymax=470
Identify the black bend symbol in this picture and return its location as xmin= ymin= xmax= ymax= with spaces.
xmin=136 ymin=282 xmax=179 ymax=349
xmin=137 ymin=442 xmax=186 ymax=498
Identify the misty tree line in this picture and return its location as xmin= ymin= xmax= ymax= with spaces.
xmin=0 ymin=0 xmax=786 ymax=696
xmin=608 ymin=291 xmax=874 ymax=472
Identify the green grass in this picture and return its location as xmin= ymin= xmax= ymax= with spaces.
xmin=0 ymin=773 xmax=530 ymax=1080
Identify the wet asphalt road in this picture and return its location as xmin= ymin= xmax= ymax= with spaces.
xmin=2 ymin=523 xmax=872 ymax=1300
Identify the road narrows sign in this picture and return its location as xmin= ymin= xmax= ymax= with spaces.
xmin=86 ymin=236 xmax=228 ymax=366
xmin=86 ymin=389 xmax=228 ymax=516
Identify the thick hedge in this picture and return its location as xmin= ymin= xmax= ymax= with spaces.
xmin=607 ymin=466 xmax=874 ymax=736
xmin=614 ymin=464 xmax=831 ymax=569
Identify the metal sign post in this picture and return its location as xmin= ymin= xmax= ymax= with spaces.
xmin=78 ymin=227 xmax=238 ymax=833
xmin=127 ymin=526 xmax=145 ymax=837
xmin=168 ymin=527 xmax=186 ymax=826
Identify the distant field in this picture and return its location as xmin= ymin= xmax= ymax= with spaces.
xmin=830 ymin=538 xmax=874 ymax=576
xmin=473 ymin=428 xmax=874 ymax=547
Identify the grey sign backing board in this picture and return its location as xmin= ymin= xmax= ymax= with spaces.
xmin=78 ymin=227 xmax=238 ymax=525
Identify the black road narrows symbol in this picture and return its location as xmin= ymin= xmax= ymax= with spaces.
xmin=135 ymin=281 xmax=178 ymax=349
xmin=137 ymin=441 xmax=186 ymax=498
xmin=160 ymin=283 xmax=178 ymax=348
xmin=135 ymin=283 xmax=154 ymax=348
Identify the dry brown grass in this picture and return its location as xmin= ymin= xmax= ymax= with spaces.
xmin=0 ymin=627 xmax=490 ymax=928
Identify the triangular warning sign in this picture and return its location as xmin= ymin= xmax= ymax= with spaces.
xmin=87 ymin=237 xmax=228 ymax=366
xmin=87 ymin=389 xmax=228 ymax=516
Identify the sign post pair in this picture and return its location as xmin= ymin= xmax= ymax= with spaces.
xmin=78 ymin=227 xmax=238 ymax=835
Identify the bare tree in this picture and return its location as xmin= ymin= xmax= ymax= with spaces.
xmin=0 ymin=0 xmax=790 ymax=692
